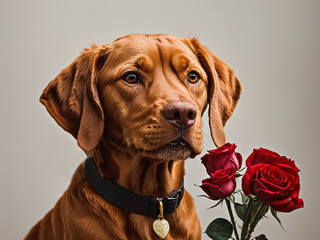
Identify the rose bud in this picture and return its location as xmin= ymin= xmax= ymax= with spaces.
xmin=200 ymin=168 xmax=236 ymax=200
xmin=201 ymin=143 xmax=242 ymax=176
xmin=242 ymin=148 xmax=304 ymax=212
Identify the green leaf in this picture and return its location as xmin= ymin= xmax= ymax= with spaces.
xmin=205 ymin=218 xmax=233 ymax=240
xmin=234 ymin=202 xmax=247 ymax=221
xmin=250 ymin=200 xmax=265 ymax=221
xmin=270 ymin=208 xmax=286 ymax=231
xmin=241 ymin=192 xmax=249 ymax=204
xmin=255 ymin=234 xmax=268 ymax=240
xmin=261 ymin=204 xmax=269 ymax=217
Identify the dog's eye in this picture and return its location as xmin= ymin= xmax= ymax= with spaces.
xmin=187 ymin=71 xmax=200 ymax=84
xmin=123 ymin=72 xmax=140 ymax=84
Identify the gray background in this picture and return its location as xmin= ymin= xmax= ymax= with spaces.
xmin=1 ymin=0 xmax=319 ymax=239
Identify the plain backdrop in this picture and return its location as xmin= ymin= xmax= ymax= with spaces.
xmin=1 ymin=0 xmax=319 ymax=239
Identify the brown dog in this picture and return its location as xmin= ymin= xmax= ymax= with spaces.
xmin=25 ymin=34 xmax=241 ymax=240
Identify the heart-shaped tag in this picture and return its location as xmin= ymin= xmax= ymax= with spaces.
xmin=153 ymin=218 xmax=170 ymax=239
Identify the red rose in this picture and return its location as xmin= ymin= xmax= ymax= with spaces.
xmin=201 ymin=143 xmax=242 ymax=175
xmin=200 ymin=168 xmax=236 ymax=200
xmin=242 ymin=148 xmax=304 ymax=212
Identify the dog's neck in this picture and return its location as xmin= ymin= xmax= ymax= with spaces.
xmin=92 ymin=138 xmax=185 ymax=198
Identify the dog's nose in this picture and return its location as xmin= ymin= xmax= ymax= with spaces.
xmin=163 ymin=101 xmax=197 ymax=130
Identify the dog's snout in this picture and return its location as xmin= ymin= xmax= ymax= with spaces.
xmin=163 ymin=101 xmax=197 ymax=129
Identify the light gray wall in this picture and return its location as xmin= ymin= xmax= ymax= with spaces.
xmin=1 ymin=0 xmax=319 ymax=239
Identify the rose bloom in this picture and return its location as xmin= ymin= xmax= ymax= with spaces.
xmin=242 ymin=148 xmax=304 ymax=212
xmin=200 ymin=143 xmax=242 ymax=200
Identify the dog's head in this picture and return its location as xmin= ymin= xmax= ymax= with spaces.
xmin=40 ymin=34 xmax=241 ymax=161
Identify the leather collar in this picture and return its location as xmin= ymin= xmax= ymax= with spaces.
xmin=84 ymin=157 xmax=184 ymax=218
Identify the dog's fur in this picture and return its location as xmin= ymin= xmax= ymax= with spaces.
xmin=25 ymin=34 xmax=241 ymax=240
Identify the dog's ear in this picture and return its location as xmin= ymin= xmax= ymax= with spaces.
xmin=186 ymin=38 xmax=242 ymax=147
xmin=40 ymin=44 xmax=109 ymax=151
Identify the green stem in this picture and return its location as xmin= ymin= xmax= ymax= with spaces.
xmin=245 ymin=203 xmax=269 ymax=240
xmin=244 ymin=201 xmax=263 ymax=240
xmin=240 ymin=198 xmax=254 ymax=240
xmin=226 ymin=199 xmax=240 ymax=240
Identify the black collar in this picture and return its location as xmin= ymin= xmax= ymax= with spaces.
xmin=84 ymin=157 xmax=184 ymax=218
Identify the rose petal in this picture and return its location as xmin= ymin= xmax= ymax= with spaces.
xmin=242 ymin=164 xmax=265 ymax=195
xmin=235 ymin=152 xmax=243 ymax=170
xmin=201 ymin=173 xmax=236 ymax=200
xmin=201 ymin=152 xmax=232 ymax=175
xmin=246 ymin=148 xmax=294 ymax=168
xmin=201 ymin=168 xmax=236 ymax=200
xmin=246 ymin=149 xmax=268 ymax=166
xmin=259 ymin=148 xmax=281 ymax=157
xmin=268 ymin=197 xmax=304 ymax=213
xmin=257 ymin=177 xmax=288 ymax=193
xmin=254 ymin=184 xmax=287 ymax=201
xmin=277 ymin=164 xmax=300 ymax=176
xmin=208 ymin=143 xmax=233 ymax=154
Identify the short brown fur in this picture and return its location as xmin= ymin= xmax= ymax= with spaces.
xmin=25 ymin=34 xmax=241 ymax=240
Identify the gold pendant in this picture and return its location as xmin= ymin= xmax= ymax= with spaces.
xmin=153 ymin=199 xmax=170 ymax=239
xmin=153 ymin=218 xmax=170 ymax=239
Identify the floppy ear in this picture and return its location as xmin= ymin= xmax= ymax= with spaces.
xmin=40 ymin=44 xmax=109 ymax=151
xmin=186 ymin=38 xmax=242 ymax=147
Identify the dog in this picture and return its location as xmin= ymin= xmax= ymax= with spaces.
xmin=25 ymin=34 xmax=241 ymax=240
